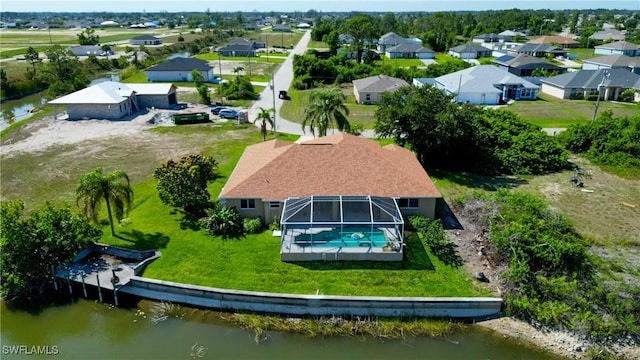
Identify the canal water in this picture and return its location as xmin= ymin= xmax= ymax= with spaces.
xmin=1 ymin=299 xmax=559 ymax=360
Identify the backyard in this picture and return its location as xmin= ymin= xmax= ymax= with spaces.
xmin=0 ymin=119 xmax=487 ymax=298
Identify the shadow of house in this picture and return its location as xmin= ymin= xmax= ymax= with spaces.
xmin=116 ymin=229 xmax=170 ymax=250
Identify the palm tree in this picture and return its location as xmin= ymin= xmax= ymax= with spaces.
xmin=76 ymin=167 xmax=133 ymax=237
xmin=301 ymin=88 xmax=350 ymax=137
xmin=255 ymin=107 xmax=275 ymax=141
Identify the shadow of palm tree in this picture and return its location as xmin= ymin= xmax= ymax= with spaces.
xmin=115 ymin=230 xmax=170 ymax=250
xmin=430 ymin=169 xmax=529 ymax=191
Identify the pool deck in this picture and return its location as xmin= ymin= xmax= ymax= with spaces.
xmin=281 ymin=227 xmax=403 ymax=261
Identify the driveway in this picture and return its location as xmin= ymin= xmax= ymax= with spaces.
xmin=248 ymin=30 xmax=375 ymax=138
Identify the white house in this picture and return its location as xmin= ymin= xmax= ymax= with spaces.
xmin=48 ymin=81 xmax=178 ymax=120
xmin=594 ymin=41 xmax=640 ymax=57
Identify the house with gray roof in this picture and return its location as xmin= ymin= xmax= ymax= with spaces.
xmin=272 ymin=24 xmax=291 ymax=32
xmin=377 ymin=32 xmax=422 ymax=52
xmin=540 ymin=69 xmax=640 ymax=100
xmin=146 ymin=57 xmax=215 ymax=82
xmin=352 ymin=75 xmax=409 ymax=104
xmin=423 ymin=65 xmax=539 ymax=105
xmin=385 ymin=43 xmax=434 ymax=59
xmin=68 ymin=45 xmax=114 ymax=57
xmin=216 ymin=37 xmax=265 ymax=57
xmin=129 ymin=35 xmax=162 ymax=46
xmin=582 ymin=54 xmax=640 ymax=75
xmin=510 ymin=43 xmax=567 ymax=58
xmin=48 ymin=81 xmax=178 ymax=120
xmin=448 ymin=44 xmax=492 ymax=59
xmin=590 ymin=29 xmax=626 ymax=41
xmin=493 ymin=54 xmax=566 ymax=76
xmin=594 ymin=41 xmax=640 ymax=57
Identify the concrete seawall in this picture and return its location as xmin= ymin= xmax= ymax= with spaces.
xmin=121 ymin=277 xmax=502 ymax=318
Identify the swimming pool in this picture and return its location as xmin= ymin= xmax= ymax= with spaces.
xmin=294 ymin=227 xmax=387 ymax=247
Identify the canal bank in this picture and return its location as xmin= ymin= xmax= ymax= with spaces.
xmin=56 ymin=243 xmax=503 ymax=319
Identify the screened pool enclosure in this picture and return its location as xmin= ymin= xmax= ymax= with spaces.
xmin=280 ymin=196 xmax=405 ymax=261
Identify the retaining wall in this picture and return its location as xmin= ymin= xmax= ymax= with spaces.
xmin=121 ymin=277 xmax=502 ymax=318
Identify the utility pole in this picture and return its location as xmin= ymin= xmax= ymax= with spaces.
xmin=265 ymin=36 xmax=269 ymax=63
xmin=218 ymin=53 xmax=224 ymax=105
xmin=592 ymin=70 xmax=609 ymax=121
xmin=272 ymin=71 xmax=276 ymax=138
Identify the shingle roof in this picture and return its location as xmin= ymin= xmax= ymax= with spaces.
xmin=473 ymin=33 xmax=513 ymax=42
xmin=48 ymin=81 xmax=174 ymax=105
xmin=352 ymin=75 xmax=409 ymax=93
xmin=528 ymin=35 xmax=578 ymax=45
xmin=516 ymin=43 xmax=565 ymax=53
xmin=146 ymin=57 xmax=212 ymax=72
xmin=583 ymin=54 xmax=640 ymax=67
xmin=217 ymin=44 xmax=255 ymax=52
xmin=131 ymin=34 xmax=160 ymax=40
xmin=449 ymin=43 xmax=491 ymax=53
xmin=435 ymin=65 xmax=539 ymax=93
xmin=219 ymin=133 xmax=441 ymax=201
xmin=386 ymin=43 xmax=433 ymax=53
xmin=540 ymin=69 xmax=640 ymax=89
xmin=594 ymin=41 xmax=640 ymax=51
xmin=493 ymin=54 xmax=564 ymax=70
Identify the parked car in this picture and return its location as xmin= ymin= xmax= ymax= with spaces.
xmin=218 ymin=109 xmax=238 ymax=119
xmin=211 ymin=77 xmax=230 ymax=84
xmin=279 ymin=90 xmax=290 ymax=100
xmin=210 ymin=106 xmax=226 ymax=115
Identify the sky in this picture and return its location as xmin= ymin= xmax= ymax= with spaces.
xmin=1 ymin=0 xmax=638 ymax=13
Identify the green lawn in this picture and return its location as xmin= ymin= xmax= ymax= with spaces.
xmin=307 ymin=40 xmax=328 ymax=49
xmin=195 ymin=53 xmax=286 ymax=64
xmin=508 ymin=94 xmax=640 ymax=127
xmin=567 ymin=48 xmax=596 ymax=61
xmin=279 ymin=86 xmax=377 ymax=128
xmin=375 ymin=56 xmax=425 ymax=67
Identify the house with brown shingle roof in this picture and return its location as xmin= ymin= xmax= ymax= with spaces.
xmin=528 ymin=35 xmax=578 ymax=48
xmin=352 ymin=75 xmax=409 ymax=104
xmin=219 ymin=133 xmax=441 ymax=261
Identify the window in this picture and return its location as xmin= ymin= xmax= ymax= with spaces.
xmin=397 ymin=198 xmax=419 ymax=208
xmin=240 ymin=199 xmax=256 ymax=209
xmin=269 ymin=201 xmax=280 ymax=208
xmin=365 ymin=93 xmax=371 ymax=101
xmin=520 ymin=88 xmax=532 ymax=97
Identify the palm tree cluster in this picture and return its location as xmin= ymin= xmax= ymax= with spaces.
xmin=301 ymin=88 xmax=350 ymax=137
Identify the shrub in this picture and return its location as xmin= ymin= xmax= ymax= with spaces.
xmin=585 ymin=94 xmax=600 ymax=101
xmin=569 ymin=92 xmax=584 ymax=100
xmin=202 ymin=204 xmax=243 ymax=238
xmin=619 ymin=88 xmax=637 ymax=103
xmin=408 ymin=216 xmax=462 ymax=267
xmin=268 ymin=218 xmax=280 ymax=231
xmin=243 ymin=217 xmax=264 ymax=234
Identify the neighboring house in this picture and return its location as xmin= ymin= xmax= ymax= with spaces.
xmin=472 ymin=33 xmax=522 ymax=51
xmin=594 ymin=41 xmax=640 ymax=57
xmin=219 ymin=133 xmax=442 ymax=261
xmin=582 ymin=54 xmax=640 ymax=75
xmin=297 ymin=23 xmax=311 ymax=29
xmin=590 ymin=29 xmax=626 ymax=41
xmin=540 ymin=68 xmax=640 ymax=100
xmin=48 ymin=81 xmax=178 ymax=120
xmin=421 ymin=65 xmax=539 ymax=104
xmin=217 ymin=37 xmax=265 ymax=56
xmin=272 ymin=24 xmax=292 ymax=32
xmin=68 ymin=45 xmax=114 ymax=57
xmin=129 ymin=35 xmax=162 ymax=46
xmin=528 ymin=35 xmax=578 ymax=48
xmin=493 ymin=54 xmax=566 ymax=76
xmin=448 ymin=43 xmax=492 ymax=59
xmin=499 ymin=30 xmax=529 ymax=37
xmin=216 ymin=44 xmax=257 ymax=57
xmin=352 ymin=75 xmax=409 ymax=104
xmin=377 ymin=32 xmax=421 ymax=52
xmin=146 ymin=58 xmax=215 ymax=82
xmin=412 ymin=78 xmax=437 ymax=87
xmin=385 ymin=43 xmax=434 ymax=59
xmin=510 ymin=43 xmax=567 ymax=58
